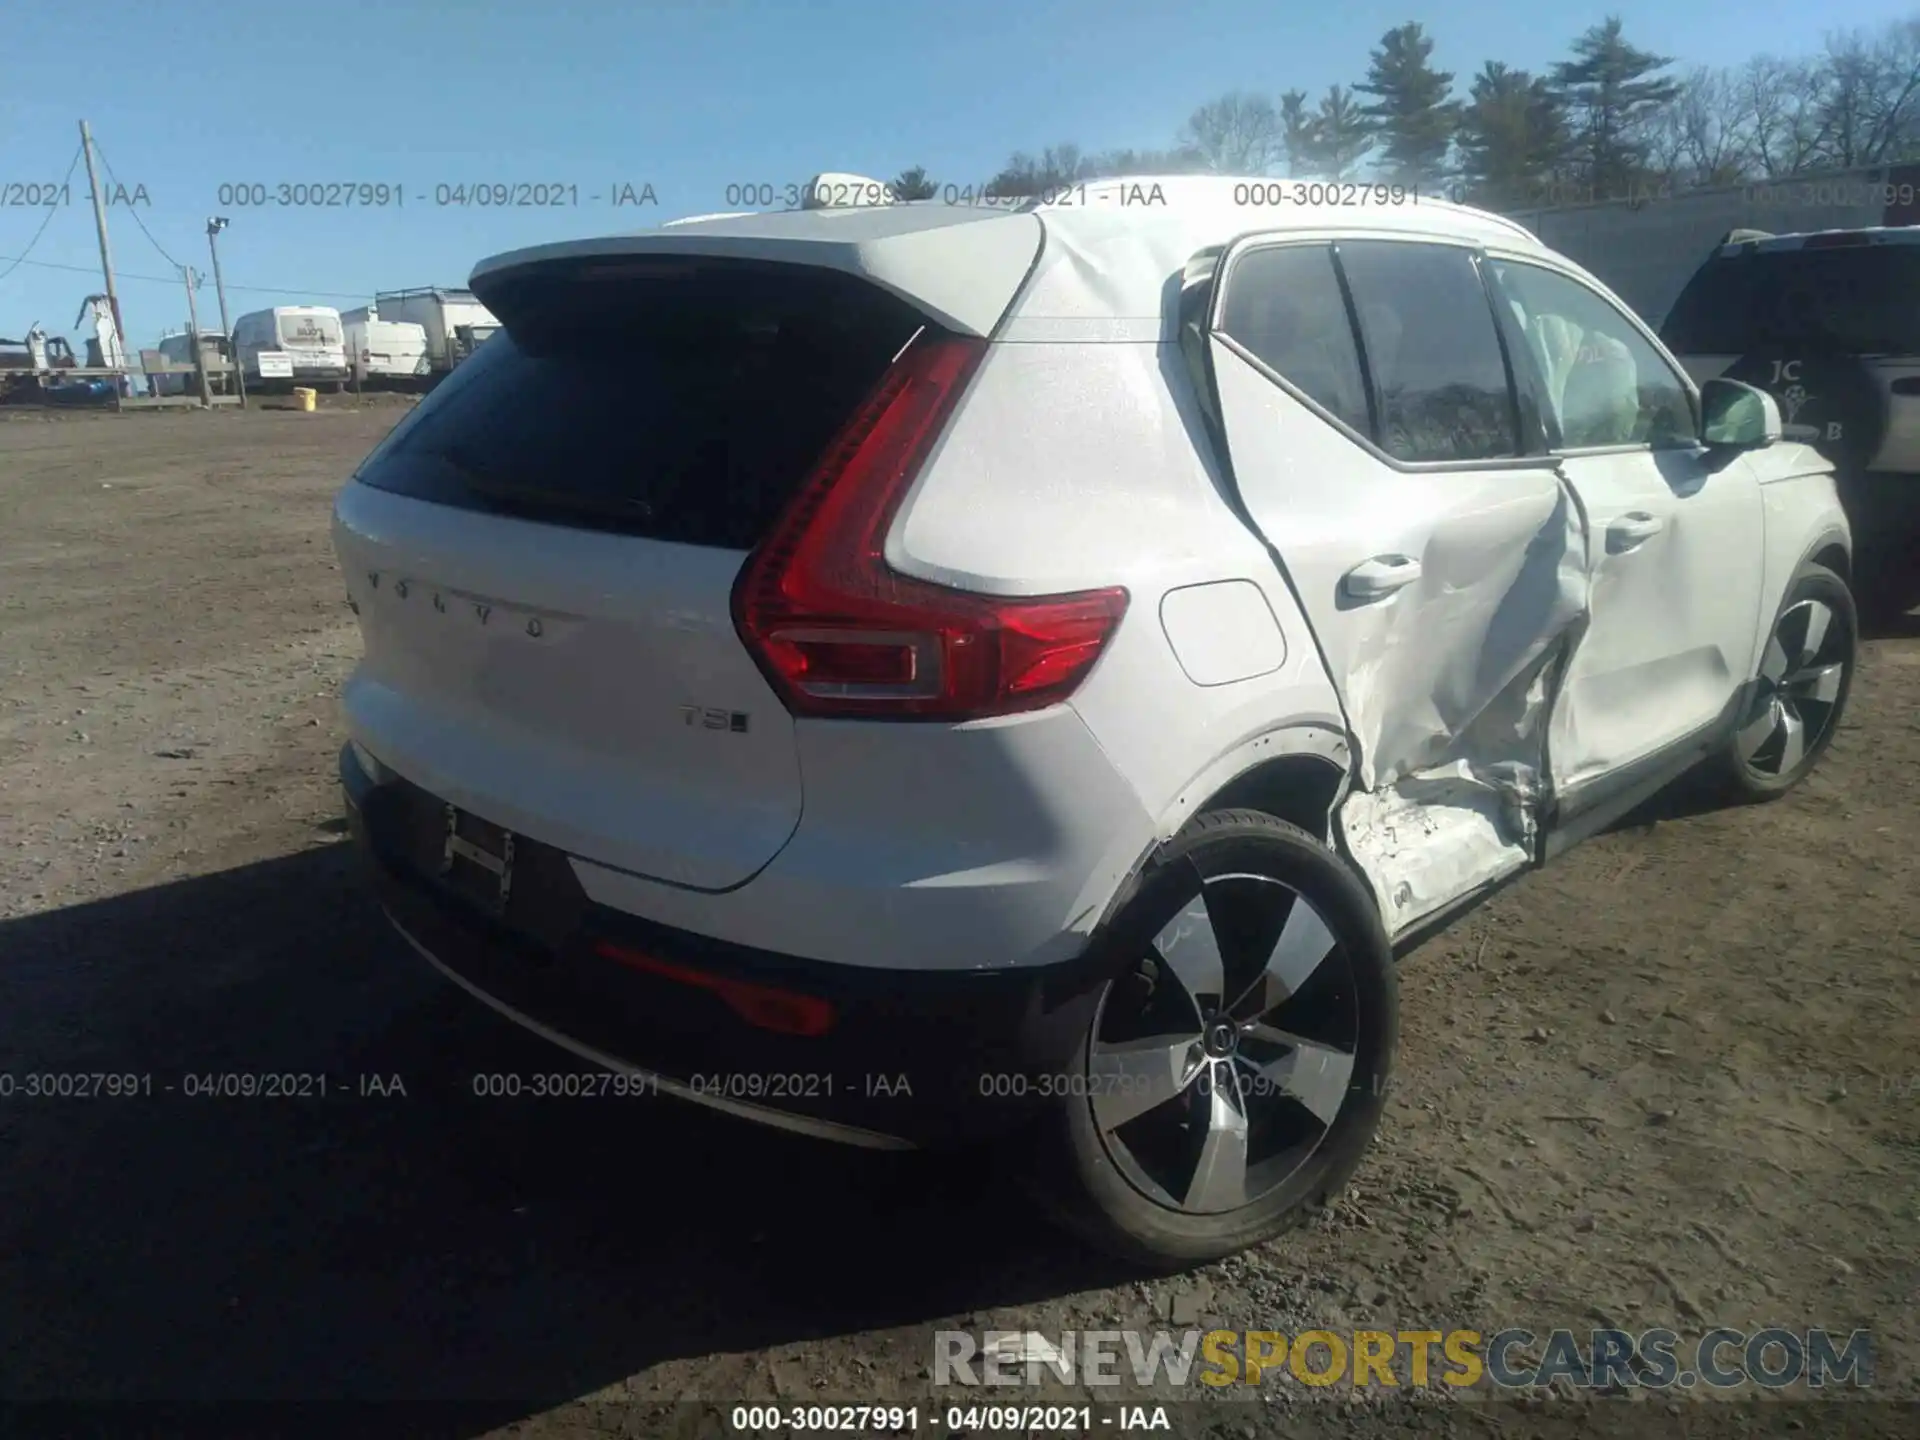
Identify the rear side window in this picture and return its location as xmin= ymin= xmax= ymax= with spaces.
xmin=1218 ymin=245 xmax=1370 ymax=435
xmin=354 ymin=258 xmax=930 ymax=550
xmin=1334 ymin=241 xmax=1520 ymax=464
xmin=1660 ymin=245 xmax=1920 ymax=357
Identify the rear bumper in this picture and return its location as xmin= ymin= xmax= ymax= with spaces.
xmin=341 ymin=744 xmax=1116 ymax=1148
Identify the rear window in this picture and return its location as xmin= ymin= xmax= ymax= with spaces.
xmin=354 ymin=257 xmax=929 ymax=550
xmin=278 ymin=313 xmax=342 ymax=347
xmin=1660 ymin=244 xmax=1920 ymax=357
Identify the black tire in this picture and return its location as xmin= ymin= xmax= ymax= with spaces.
xmin=1707 ymin=561 xmax=1856 ymax=802
xmin=1022 ymin=808 xmax=1396 ymax=1270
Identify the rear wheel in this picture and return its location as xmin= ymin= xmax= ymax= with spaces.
xmin=1709 ymin=562 xmax=1856 ymax=801
xmin=1024 ymin=809 xmax=1395 ymax=1269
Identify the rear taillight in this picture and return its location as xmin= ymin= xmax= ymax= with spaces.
xmin=592 ymin=942 xmax=836 ymax=1037
xmin=732 ymin=331 xmax=1128 ymax=721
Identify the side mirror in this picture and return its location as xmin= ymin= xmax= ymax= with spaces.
xmin=1700 ymin=377 xmax=1782 ymax=449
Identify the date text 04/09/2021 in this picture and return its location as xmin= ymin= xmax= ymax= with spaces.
xmin=726 ymin=1404 xmax=1173 ymax=1432
xmin=209 ymin=182 xmax=659 ymax=209
xmin=0 ymin=1073 xmax=407 ymax=1099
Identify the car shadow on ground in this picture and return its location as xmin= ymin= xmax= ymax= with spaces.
xmin=0 ymin=846 xmax=1130 ymax=1423
xmin=1861 ymin=608 xmax=1920 ymax=642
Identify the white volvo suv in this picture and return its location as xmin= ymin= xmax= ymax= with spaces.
xmin=334 ymin=176 xmax=1855 ymax=1267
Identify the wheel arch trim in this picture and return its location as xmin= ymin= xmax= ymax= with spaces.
xmin=1092 ymin=722 xmax=1355 ymax=934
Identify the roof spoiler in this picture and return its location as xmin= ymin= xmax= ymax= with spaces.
xmin=1721 ymin=228 xmax=1774 ymax=246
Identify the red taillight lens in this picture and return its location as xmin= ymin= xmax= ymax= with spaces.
xmin=733 ymin=332 xmax=1129 ymax=721
xmin=593 ymin=942 xmax=837 ymax=1037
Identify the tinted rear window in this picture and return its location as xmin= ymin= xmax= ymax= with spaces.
xmin=1660 ymin=245 xmax=1920 ymax=356
xmin=354 ymin=258 xmax=930 ymax=550
xmin=279 ymin=313 xmax=342 ymax=346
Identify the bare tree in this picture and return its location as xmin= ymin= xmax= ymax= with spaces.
xmin=1739 ymin=54 xmax=1827 ymax=177
xmin=1646 ymin=66 xmax=1756 ymax=189
xmin=988 ymin=144 xmax=1098 ymax=197
xmin=1811 ymin=21 xmax=1920 ymax=167
xmin=1178 ymin=92 xmax=1281 ymax=173
xmin=1089 ymin=145 xmax=1212 ymax=176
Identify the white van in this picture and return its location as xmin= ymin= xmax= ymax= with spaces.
xmin=232 ymin=305 xmax=348 ymax=389
xmin=342 ymin=306 xmax=430 ymax=387
xmin=371 ymin=288 xmax=500 ymax=374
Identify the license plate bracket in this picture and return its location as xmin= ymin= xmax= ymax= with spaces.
xmin=439 ymin=804 xmax=514 ymax=917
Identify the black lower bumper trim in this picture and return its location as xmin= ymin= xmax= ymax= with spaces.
xmin=340 ymin=744 xmax=1113 ymax=1147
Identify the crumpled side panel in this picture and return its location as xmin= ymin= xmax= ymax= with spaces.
xmin=1338 ymin=482 xmax=1592 ymax=935
xmin=1345 ymin=481 xmax=1590 ymax=795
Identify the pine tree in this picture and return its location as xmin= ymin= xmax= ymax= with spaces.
xmin=888 ymin=166 xmax=938 ymax=201
xmin=1279 ymin=90 xmax=1317 ymax=174
xmin=1456 ymin=62 xmax=1570 ymax=206
xmin=1550 ymin=17 xmax=1681 ymax=198
xmin=1356 ymin=23 xmax=1462 ymax=186
xmin=1303 ymin=85 xmax=1377 ymax=180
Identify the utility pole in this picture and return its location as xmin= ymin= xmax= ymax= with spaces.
xmin=183 ymin=267 xmax=212 ymax=409
xmin=77 ymin=121 xmax=127 ymax=388
xmin=206 ymin=216 xmax=245 ymax=407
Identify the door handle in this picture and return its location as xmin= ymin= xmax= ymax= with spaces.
xmin=1342 ymin=554 xmax=1423 ymax=601
xmin=1606 ymin=511 xmax=1666 ymax=551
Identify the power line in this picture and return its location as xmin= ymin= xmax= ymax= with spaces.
xmin=0 ymin=251 xmax=370 ymax=300
xmin=89 ymin=137 xmax=185 ymax=272
xmin=0 ymin=144 xmax=85 ymax=285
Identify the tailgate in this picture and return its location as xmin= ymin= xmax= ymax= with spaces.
xmin=333 ymin=225 xmax=1039 ymax=891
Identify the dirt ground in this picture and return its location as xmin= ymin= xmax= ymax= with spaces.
xmin=1 ymin=406 xmax=1916 ymax=1439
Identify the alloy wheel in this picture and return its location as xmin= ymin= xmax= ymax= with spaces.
xmin=1735 ymin=597 xmax=1850 ymax=776
xmin=1087 ymin=867 xmax=1360 ymax=1216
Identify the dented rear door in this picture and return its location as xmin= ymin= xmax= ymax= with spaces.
xmin=1206 ymin=235 xmax=1589 ymax=934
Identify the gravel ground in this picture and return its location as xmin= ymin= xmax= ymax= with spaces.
xmin=1 ymin=406 xmax=1916 ymax=1439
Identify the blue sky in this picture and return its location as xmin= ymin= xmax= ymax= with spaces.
xmin=1 ymin=0 xmax=1908 ymax=348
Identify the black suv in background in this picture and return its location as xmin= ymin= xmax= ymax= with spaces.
xmin=1661 ymin=227 xmax=1920 ymax=620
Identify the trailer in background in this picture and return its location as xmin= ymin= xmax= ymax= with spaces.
xmin=1502 ymin=160 xmax=1920 ymax=325
xmin=341 ymin=306 xmax=430 ymax=387
xmin=148 ymin=332 xmax=237 ymax=398
xmin=371 ymin=287 xmax=500 ymax=378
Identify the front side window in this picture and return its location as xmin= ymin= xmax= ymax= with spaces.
xmin=1489 ymin=259 xmax=1696 ymax=450
xmin=1333 ymin=240 xmax=1520 ymax=463
xmin=1217 ymin=243 xmax=1371 ymax=437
